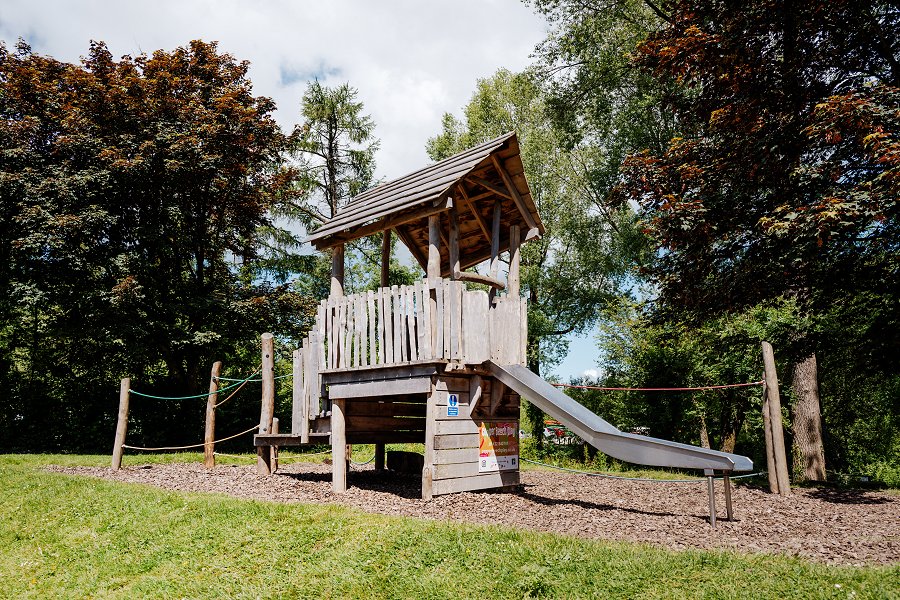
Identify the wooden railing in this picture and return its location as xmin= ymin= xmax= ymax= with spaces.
xmin=291 ymin=277 xmax=526 ymax=429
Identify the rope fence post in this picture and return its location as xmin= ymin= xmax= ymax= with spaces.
xmin=762 ymin=341 xmax=791 ymax=495
xmin=257 ymin=332 xmax=276 ymax=476
xmin=204 ymin=361 xmax=222 ymax=469
xmin=111 ymin=377 xmax=130 ymax=470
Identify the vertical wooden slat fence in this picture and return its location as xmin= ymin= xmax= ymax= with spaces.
xmin=292 ymin=278 xmax=526 ymax=431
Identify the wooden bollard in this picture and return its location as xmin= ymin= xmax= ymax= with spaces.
xmin=257 ymin=333 xmax=276 ymax=476
xmin=204 ymin=361 xmax=222 ymax=469
xmin=111 ymin=378 xmax=130 ymax=470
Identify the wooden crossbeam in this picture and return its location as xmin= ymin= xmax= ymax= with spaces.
xmin=455 ymin=271 xmax=505 ymax=289
xmin=465 ymin=175 xmax=512 ymax=200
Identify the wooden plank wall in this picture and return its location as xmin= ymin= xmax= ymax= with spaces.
xmin=427 ymin=375 xmax=520 ymax=496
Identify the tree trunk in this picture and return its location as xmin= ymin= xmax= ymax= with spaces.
xmin=698 ymin=413 xmax=710 ymax=449
xmin=790 ymin=352 xmax=826 ymax=482
xmin=718 ymin=390 xmax=745 ymax=454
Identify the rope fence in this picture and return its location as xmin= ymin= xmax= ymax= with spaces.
xmin=121 ymin=424 xmax=259 ymax=452
xmin=216 ymin=373 xmax=292 ymax=382
xmin=551 ymin=380 xmax=765 ymax=392
xmin=129 ymin=371 xmax=260 ymax=401
xmin=214 ymin=366 xmax=261 ymax=408
xmin=522 ymin=458 xmax=764 ymax=482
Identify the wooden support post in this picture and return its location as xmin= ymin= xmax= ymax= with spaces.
xmin=762 ymin=341 xmax=791 ymax=495
xmin=271 ymin=417 xmax=279 ymax=473
xmin=422 ymin=384 xmax=437 ymax=500
xmin=332 ymin=398 xmax=347 ymax=492
xmin=111 ymin=377 xmax=130 ymax=470
xmin=508 ymin=224 xmax=520 ymax=298
xmin=489 ymin=200 xmax=502 ymax=303
xmin=204 ymin=361 xmax=222 ymax=469
xmin=706 ymin=470 xmax=717 ymax=529
xmin=427 ymin=214 xmax=441 ymax=282
xmin=724 ymin=474 xmax=734 ymax=520
xmin=381 ymin=229 xmax=391 ymax=287
xmin=489 ymin=201 xmax=502 ymax=279
xmin=449 ymin=206 xmax=460 ymax=279
xmin=331 ymin=243 xmax=345 ymax=298
xmin=375 ymin=443 xmax=385 ymax=471
xmin=428 ymin=214 xmax=441 ymax=354
xmin=257 ymin=332 xmax=275 ymax=476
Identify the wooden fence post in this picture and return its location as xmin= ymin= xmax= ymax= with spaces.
xmin=761 ymin=370 xmax=779 ymax=494
xmin=111 ymin=378 xmax=130 ymax=470
xmin=204 ymin=361 xmax=222 ymax=469
xmin=762 ymin=341 xmax=791 ymax=495
xmin=257 ymin=333 xmax=276 ymax=476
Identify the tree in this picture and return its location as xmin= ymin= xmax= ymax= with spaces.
xmin=290 ymin=81 xmax=378 ymax=225
xmin=0 ymin=40 xmax=315 ymax=450
xmin=528 ymin=0 xmax=677 ymax=207
xmin=287 ymin=81 xmax=403 ymax=293
xmin=614 ymin=1 xmax=900 ymax=481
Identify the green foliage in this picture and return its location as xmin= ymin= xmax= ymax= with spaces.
xmin=527 ymin=1 xmax=899 ymax=481
xmin=614 ymin=1 xmax=899 ymax=321
xmin=2 ymin=455 xmax=897 ymax=598
xmin=288 ymin=82 xmax=416 ymax=294
xmin=0 ymin=40 xmax=315 ymax=451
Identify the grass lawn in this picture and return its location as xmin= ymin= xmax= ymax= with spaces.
xmin=1 ymin=454 xmax=897 ymax=599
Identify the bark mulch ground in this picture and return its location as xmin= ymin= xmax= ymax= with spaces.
xmin=49 ymin=461 xmax=899 ymax=566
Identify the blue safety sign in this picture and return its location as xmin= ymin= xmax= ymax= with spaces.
xmin=447 ymin=394 xmax=459 ymax=417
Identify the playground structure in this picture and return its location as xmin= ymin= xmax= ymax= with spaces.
xmin=250 ymin=132 xmax=755 ymax=516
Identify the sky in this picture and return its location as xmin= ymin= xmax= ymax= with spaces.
xmin=0 ymin=0 xmax=600 ymax=381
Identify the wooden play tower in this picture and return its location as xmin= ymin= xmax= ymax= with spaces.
xmin=255 ymin=132 xmax=543 ymax=499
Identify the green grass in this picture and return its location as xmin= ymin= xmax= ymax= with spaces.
xmin=1 ymin=454 xmax=897 ymax=599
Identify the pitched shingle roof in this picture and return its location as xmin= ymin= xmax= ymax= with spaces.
xmin=306 ymin=131 xmax=542 ymax=273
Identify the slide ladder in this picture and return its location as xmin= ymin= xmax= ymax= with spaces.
xmin=489 ymin=362 xmax=753 ymax=472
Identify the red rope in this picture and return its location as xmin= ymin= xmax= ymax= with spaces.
xmin=551 ymin=380 xmax=765 ymax=392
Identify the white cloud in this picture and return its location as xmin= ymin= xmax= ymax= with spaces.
xmin=0 ymin=0 xmax=547 ymax=179
xmin=582 ymin=368 xmax=600 ymax=381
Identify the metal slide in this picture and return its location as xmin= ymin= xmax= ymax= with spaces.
xmin=489 ymin=363 xmax=753 ymax=472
